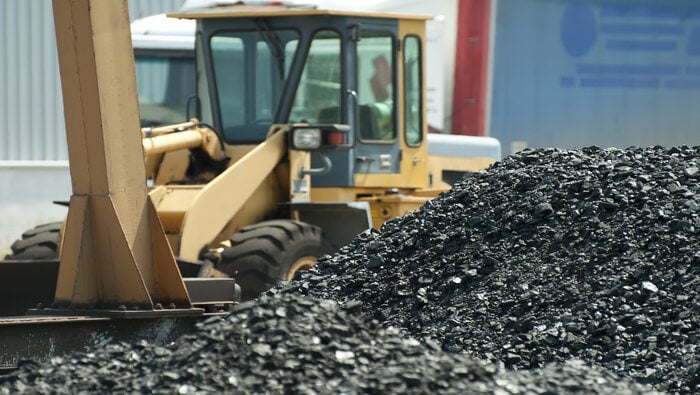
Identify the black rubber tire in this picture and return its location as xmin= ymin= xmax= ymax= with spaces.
xmin=217 ymin=220 xmax=325 ymax=301
xmin=5 ymin=222 xmax=62 ymax=260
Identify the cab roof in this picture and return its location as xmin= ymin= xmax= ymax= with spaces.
xmin=168 ymin=4 xmax=432 ymax=21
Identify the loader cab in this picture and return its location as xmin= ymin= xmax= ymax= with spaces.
xmin=172 ymin=7 xmax=431 ymax=190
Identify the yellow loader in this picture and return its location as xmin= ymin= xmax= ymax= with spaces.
xmin=3 ymin=2 xmax=499 ymax=301
xmin=0 ymin=0 xmax=498 ymax=367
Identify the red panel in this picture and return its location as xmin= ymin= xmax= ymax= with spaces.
xmin=451 ymin=0 xmax=491 ymax=136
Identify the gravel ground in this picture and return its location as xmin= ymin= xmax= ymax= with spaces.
xmin=286 ymin=145 xmax=699 ymax=393
xmin=0 ymin=145 xmax=696 ymax=394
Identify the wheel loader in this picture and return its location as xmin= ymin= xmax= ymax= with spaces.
xmin=4 ymin=1 xmax=500 ymax=299
xmin=0 ymin=0 xmax=499 ymax=367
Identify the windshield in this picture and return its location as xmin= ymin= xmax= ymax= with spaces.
xmin=289 ymin=30 xmax=342 ymax=125
xmin=135 ymin=51 xmax=195 ymax=127
xmin=210 ymin=29 xmax=299 ymax=143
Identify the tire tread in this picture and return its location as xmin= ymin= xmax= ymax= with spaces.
xmin=5 ymin=222 xmax=62 ymax=260
xmin=217 ymin=220 xmax=323 ymax=300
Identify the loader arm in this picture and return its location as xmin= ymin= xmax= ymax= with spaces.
xmin=176 ymin=126 xmax=289 ymax=261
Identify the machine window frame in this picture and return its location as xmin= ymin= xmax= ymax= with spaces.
xmin=403 ymin=34 xmax=423 ymax=147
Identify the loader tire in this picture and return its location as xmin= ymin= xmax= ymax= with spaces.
xmin=217 ymin=220 xmax=325 ymax=301
xmin=5 ymin=222 xmax=62 ymax=260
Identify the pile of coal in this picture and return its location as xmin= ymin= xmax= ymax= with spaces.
xmin=0 ymin=293 xmax=655 ymax=394
xmin=286 ymin=146 xmax=699 ymax=393
xmin=0 ymin=145 xmax=695 ymax=394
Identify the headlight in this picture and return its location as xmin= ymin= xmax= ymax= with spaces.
xmin=289 ymin=124 xmax=351 ymax=151
xmin=292 ymin=128 xmax=322 ymax=150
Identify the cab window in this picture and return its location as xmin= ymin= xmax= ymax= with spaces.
xmin=210 ymin=29 xmax=299 ymax=143
xmin=289 ymin=30 xmax=342 ymax=124
xmin=135 ymin=51 xmax=195 ymax=128
xmin=403 ymin=35 xmax=422 ymax=146
xmin=356 ymin=32 xmax=395 ymax=141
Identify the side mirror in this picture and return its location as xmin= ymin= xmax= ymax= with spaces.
xmin=289 ymin=124 xmax=352 ymax=151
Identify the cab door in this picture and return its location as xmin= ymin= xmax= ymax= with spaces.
xmin=352 ymin=25 xmax=402 ymax=180
xmin=352 ymin=19 xmax=429 ymax=190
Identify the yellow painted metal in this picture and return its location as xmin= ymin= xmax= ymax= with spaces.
xmin=224 ymin=145 xmax=257 ymax=163
xmin=311 ymin=186 xmax=436 ymax=229
xmin=142 ymin=125 xmax=225 ymax=161
xmin=360 ymin=193 xmax=430 ymax=229
xmin=351 ymin=156 xmax=494 ymax=192
xmin=216 ymin=173 xmax=285 ymax=247
xmin=51 ymin=0 xmax=191 ymax=310
xmin=150 ymin=172 xmax=285 ymax=254
xmin=149 ymin=186 xmax=203 ymax=234
xmin=144 ymin=124 xmax=299 ymax=257
xmin=141 ymin=120 xmax=198 ymax=137
xmin=353 ymin=172 xmax=419 ymax=189
xmin=141 ymin=121 xmax=224 ymax=184
xmin=311 ymin=186 xmax=415 ymax=202
xmin=428 ymin=155 xmax=496 ymax=189
xmin=143 ymin=130 xmax=203 ymax=156
xmin=212 ymin=134 xmax=306 ymax=244
xmin=176 ymin=126 xmax=290 ymax=260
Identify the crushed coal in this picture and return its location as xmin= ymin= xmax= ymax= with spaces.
xmin=0 ymin=145 xmax=697 ymax=394
xmin=0 ymin=293 xmax=657 ymax=394
xmin=285 ymin=145 xmax=699 ymax=394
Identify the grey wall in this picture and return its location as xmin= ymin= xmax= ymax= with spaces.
xmin=0 ymin=0 xmax=186 ymax=161
xmin=1 ymin=1 xmax=64 ymax=160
